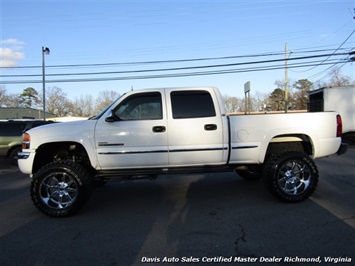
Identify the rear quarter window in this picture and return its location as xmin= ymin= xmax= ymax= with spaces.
xmin=0 ymin=122 xmax=26 ymax=136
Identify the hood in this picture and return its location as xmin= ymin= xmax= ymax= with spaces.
xmin=27 ymin=120 xmax=88 ymax=133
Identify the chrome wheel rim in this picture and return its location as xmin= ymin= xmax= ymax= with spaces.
xmin=40 ymin=172 xmax=78 ymax=209
xmin=277 ymin=160 xmax=311 ymax=195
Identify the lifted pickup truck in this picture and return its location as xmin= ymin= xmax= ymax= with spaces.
xmin=18 ymin=87 xmax=347 ymax=217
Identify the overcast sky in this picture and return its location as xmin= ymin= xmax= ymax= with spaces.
xmin=1 ymin=0 xmax=354 ymax=101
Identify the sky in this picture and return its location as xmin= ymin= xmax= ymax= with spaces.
xmin=1 ymin=0 xmax=354 ymax=103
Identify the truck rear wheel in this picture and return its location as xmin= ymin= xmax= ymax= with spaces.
xmin=262 ymin=151 xmax=319 ymax=202
xmin=30 ymin=161 xmax=93 ymax=217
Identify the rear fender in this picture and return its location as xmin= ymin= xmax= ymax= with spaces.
xmin=258 ymin=129 xmax=317 ymax=163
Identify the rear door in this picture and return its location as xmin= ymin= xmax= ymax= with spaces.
xmin=165 ymin=88 xmax=226 ymax=166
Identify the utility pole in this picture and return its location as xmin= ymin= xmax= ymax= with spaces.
xmin=285 ymin=43 xmax=288 ymax=113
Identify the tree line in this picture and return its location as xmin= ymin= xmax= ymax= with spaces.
xmin=224 ymin=67 xmax=354 ymax=113
xmin=0 ymin=67 xmax=353 ymax=117
xmin=0 ymin=86 xmax=120 ymax=117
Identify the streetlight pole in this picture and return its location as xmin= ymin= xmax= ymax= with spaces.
xmin=42 ymin=46 xmax=50 ymax=120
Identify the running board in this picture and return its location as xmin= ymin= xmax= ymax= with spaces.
xmin=95 ymin=165 xmax=234 ymax=180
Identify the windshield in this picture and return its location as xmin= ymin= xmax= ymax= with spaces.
xmin=89 ymin=94 xmax=125 ymax=120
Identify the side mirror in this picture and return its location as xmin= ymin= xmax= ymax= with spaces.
xmin=105 ymin=110 xmax=119 ymax=122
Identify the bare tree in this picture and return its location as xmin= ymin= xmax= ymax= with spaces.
xmin=251 ymin=91 xmax=269 ymax=111
xmin=0 ymin=86 xmax=7 ymax=107
xmin=328 ymin=67 xmax=354 ymax=86
xmin=95 ymin=90 xmax=120 ymax=114
xmin=4 ymin=93 xmax=21 ymax=107
xmin=45 ymin=87 xmax=74 ymax=116
xmin=224 ymin=95 xmax=242 ymax=113
xmin=315 ymin=67 xmax=355 ymax=88
xmin=72 ymin=94 xmax=95 ymax=117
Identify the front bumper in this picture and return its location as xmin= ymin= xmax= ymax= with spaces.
xmin=18 ymin=151 xmax=35 ymax=175
xmin=18 ymin=152 xmax=30 ymax=159
xmin=337 ymin=143 xmax=348 ymax=156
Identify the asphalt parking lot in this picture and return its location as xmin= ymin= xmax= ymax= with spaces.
xmin=0 ymin=146 xmax=354 ymax=266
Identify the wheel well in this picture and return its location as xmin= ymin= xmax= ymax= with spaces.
xmin=265 ymin=134 xmax=313 ymax=159
xmin=33 ymin=142 xmax=92 ymax=174
xmin=7 ymin=145 xmax=22 ymax=157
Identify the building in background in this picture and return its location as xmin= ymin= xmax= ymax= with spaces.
xmin=0 ymin=107 xmax=55 ymax=120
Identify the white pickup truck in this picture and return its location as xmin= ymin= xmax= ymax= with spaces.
xmin=18 ymin=87 xmax=347 ymax=217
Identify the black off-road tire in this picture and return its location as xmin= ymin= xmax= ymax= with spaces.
xmin=262 ymin=151 xmax=319 ymax=202
xmin=30 ymin=161 xmax=93 ymax=217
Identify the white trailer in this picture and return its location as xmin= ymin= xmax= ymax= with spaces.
xmin=309 ymin=85 xmax=355 ymax=134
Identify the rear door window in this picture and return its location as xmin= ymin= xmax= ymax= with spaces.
xmin=170 ymin=91 xmax=216 ymax=119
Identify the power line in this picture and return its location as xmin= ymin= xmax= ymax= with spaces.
xmin=1 ymin=52 xmax=286 ymax=69
xmin=1 ymin=45 xmax=352 ymax=85
xmin=1 ymin=59 xmax=348 ymax=85
xmin=306 ymin=27 xmax=355 ymax=80
xmin=1 ymin=52 xmax=351 ymax=79
xmin=2 ymin=47 xmax=352 ymax=70
xmin=303 ymin=28 xmax=355 ymax=74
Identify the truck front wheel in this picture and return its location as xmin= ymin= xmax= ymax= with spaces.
xmin=262 ymin=151 xmax=319 ymax=202
xmin=30 ymin=161 xmax=93 ymax=217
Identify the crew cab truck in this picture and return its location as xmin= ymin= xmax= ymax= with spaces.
xmin=18 ymin=87 xmax=347 ymax=217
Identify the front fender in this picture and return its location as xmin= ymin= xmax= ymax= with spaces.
xmin=36 ymin=137 xmax=99 ymax=169
xmin=23 ymin=120 xmax=99 ymax=172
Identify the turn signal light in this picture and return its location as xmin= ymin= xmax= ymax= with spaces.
xmin=22 ymin=133 xmax=31 ymax=149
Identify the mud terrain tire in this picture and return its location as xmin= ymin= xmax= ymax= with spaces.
xmin=30 ymin=161 xmax=93 ymax=217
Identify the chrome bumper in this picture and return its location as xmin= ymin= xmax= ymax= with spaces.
xmin=18 ymin=152 xmax=30 ymax=159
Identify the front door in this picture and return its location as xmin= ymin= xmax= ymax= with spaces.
xmin=95 ymin=91 xmax=168 ymax=169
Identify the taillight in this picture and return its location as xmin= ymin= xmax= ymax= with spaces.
xmin=336 ymin=115 xmax=342 ymax=137
xmin=22 ymin=133 xmax=31 ymax=149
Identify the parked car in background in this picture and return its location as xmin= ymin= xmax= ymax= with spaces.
xmin=0 ymin=120 xmax=55 ymax=163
